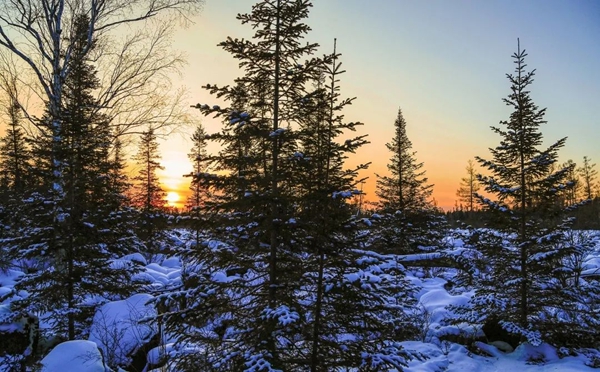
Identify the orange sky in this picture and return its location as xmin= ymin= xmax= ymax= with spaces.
xmin=0 ymin=1 xmax=597 ymax=212
xmin=156 ymin=1 xmax=600 ymax=211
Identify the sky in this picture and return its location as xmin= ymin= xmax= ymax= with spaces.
xmin=156 ymin=0 xmax=599 ymax=209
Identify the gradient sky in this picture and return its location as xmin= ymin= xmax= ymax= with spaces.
xmin=158 ymin=0 xmax=600 ymax=209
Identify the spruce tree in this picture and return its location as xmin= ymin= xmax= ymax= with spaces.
xmin=0 ymin=101 xmax=32 ymax=196
xmin=0 ymin=90 xmax=32 ymax=268
xmin=8 ymin=14 xmax=140 ymax=341
xmin=186 ymin=122 xmax=210 ymax=212
xmin=132 ymin=128 xmax=167 ymax=255
xmin=376 ymin=108 xmax=432 ymax=213
xmin=374 ymin=108 xmax=445 ymax=256
xmin=294 ymin=41 xmax=414 ymax=371
xmin=160 ymin=1 xmax=344 ymax=370
xmin=450 ymin=40 xmax=600 ymax=347
xmin=184 ymin=122 xmax=211 ymax=257
xmin=578 ymin=156 xmax=598 ymax=200
xmin=132 ymin=128 xmax=166 ymax=212
xmin=560 ymin=159 xmax=580 ymax=206
xmin=456 ymin=160 xmax=480 ymax=212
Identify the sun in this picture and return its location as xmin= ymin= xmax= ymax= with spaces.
xmin=166 ymin=191 xmax=180 ymax=206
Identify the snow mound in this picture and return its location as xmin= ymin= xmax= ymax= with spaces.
xmin=420 ymin=287 xmax=470 ymax=324
xmin=88 ymin=293 xmax=157 ymax=366
xmin=40 ymin=340 xmax=105 ymax=372
xmin=401 ymin=341 xmax=449 ymax=371
xmin=161 ymin=256 xmax=181 ymax=268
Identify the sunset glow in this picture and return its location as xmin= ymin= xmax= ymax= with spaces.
xmin=157 ymin=0 xmax=600 ymax=211
xmin=166 ymin=191 xmax=181 ymax=207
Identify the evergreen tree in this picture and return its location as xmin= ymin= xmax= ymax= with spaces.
xmin=8 ymin=14 xmax=141 ymax=341
xmin=107 ymin=136 xmax=131 ymax=210
xmin=578 ymin=156 xmax=598 ymax=200
xmin=293 ymin=41 xmax=414 ymax=371
xmin=0 ymin=100 xmax=31 ymax=196
xmin=376 ymin=108 xmax=432 ymax=212
xmin=373 ymin=108 xmax=445 ymax=256
xmin=159 ymin=2 xmax=414 ymax=370
xmin=560 ymin=159 xmax=580 ymax=206
xmin=186 ymin=123 xmax=210 ymax=210
xmin=0 ymin=87 xmax=32 ymax=269
xmin=184 ymin=122 xmax=211 ymax=255
xmin=455 ymin=159 xmax=480 ymax=212
xmin=132 ymin=128 xmax=166 ymax=212
xmin=450 ymin=40 xmax=600 ymax=348
xmin=163 ymin=0 xmax=321 ymax=366
xmin=132 ymin=128 xmax=167 ymax=255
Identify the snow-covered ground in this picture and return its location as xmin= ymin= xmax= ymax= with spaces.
xmin=1 ymin=230 xmax=599 ymax=371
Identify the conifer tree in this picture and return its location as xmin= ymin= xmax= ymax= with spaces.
xmin=376 ymin=108 xmax=432 ymax=212
xmin=170 ymin=2 xmax=313 ymax=366
xmin=186 ymin=122 xmax=210 ymax=212
xmin=108 ymin=136 xmax=131 ymax=209
xmin=560 ymin=159 xmax=580 ymax=206
xmin=451 ymin=40 xmax=600 ymax=347
xmin=8 ymin=14 xmax=141 ymax=341
xmin=132 ymin=128 xmax=167 ymax=254
xmin=132 ymin=128 xmax=166 ymax=212
xmin=0 ymin=84 xmax=32 ymax=268
xmin=578 ymin=156 xmax=598 ymax=200
xmin=158 ymin=1 xmax=387 ymax=370
xmin=456 ymin=160 xmax=480 ymax=212
xmin=374 ymin=108 xmax=445 ymax=255
xmin=293 ymin=41 xmax=414 ymax=371
xmin=184 ymin=122 xmax=211 ymax=251
xmin=0 ymin=101 xmax=31 ymax=196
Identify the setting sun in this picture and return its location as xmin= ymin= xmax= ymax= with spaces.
xmin=166 ymin=191 xmax=181 ymax=206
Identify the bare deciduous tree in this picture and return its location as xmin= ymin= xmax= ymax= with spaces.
xmin=0 ymin=0 xmax=203 ymax=196
xmin=95 ymin=21 xmax=193 ymax=138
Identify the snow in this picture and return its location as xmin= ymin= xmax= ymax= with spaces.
xmin=122 ymin=253 xmax=147 ymax=266
xmin=161 ymin=256 xmax=180 ymax=268
xmin=146 ymin=343 xmax=175 ymax=366
xmin=332 ymin=190 xmax=353 ymax=199
xmin=211 ymin=271 xmax=240 ymax=283
xmin=398 ymin=341 xmax=599 ymax=372
xmin=269 ymin=128 xmax=286 ymax=137
xmin=88 ymin=293 xmax=157 ymax=367
xmin=2 ymin=229 xmax=600 ymax=371
xmin=40 ymin=340 xmax=105 ymax=372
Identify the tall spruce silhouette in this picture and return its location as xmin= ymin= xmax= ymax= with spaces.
xmin=450 ymin=40 xmax=600 ymax=348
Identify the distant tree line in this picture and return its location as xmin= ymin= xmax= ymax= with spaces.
xmin=449 ymin=156 xmax=600 ymax=230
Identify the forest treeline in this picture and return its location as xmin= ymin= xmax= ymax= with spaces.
xmin=0 ymin=0 xmax=599 ymax=371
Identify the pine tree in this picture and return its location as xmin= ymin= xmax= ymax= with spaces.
xmin=108 ymin=136 xmax=131 ymax=210
xmin=456 ymin=160 xmax=480 ymax=212
xmin=184 ymin=122 xmax=211 ymax=256
xmin=451 ymin=40 xmax=600 ymax=348
xmin=163 ymin=0 xmax=321 ymax=366
xmin=560 ymin=159 xmax=580 ymax=206
xmin=374 ymin=108 xmax=445 ymax=256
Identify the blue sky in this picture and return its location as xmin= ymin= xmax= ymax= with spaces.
xmin=162 ymin=0 xmax=600 ymax=208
